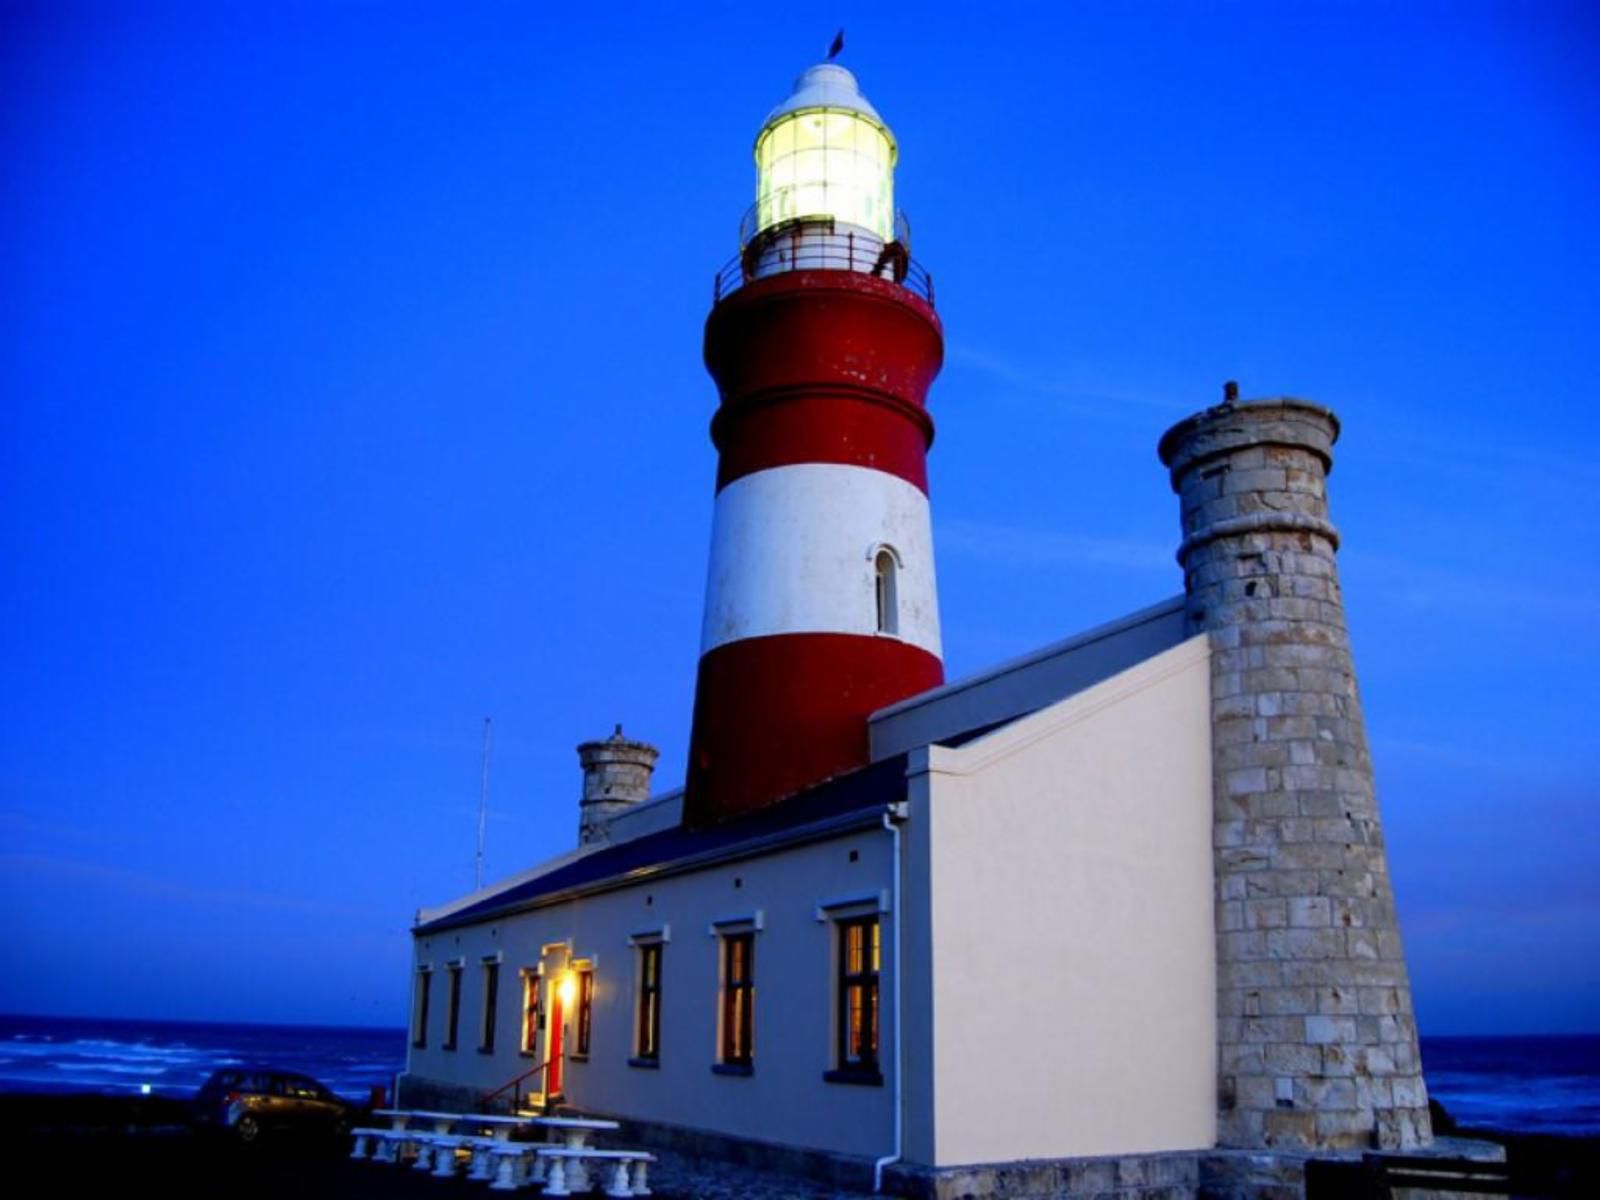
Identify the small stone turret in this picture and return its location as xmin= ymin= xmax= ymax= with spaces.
xmin=577 ymin=726 xmax=660 ymax=846
xmin=1159 ymin=394 xmax=1431 ymax=1152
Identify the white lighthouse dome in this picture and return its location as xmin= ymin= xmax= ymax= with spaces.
xmin=764 ymin=63 xmax=888 ymax=129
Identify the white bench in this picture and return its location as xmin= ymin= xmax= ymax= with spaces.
xmin=419 ymin=1132 xmax=473 ymax=1177
xmin=356 ymin=1126 xmax=419 ymax=1164
xmin=485 ymin=1141 xmax=540 ymax=1191
xmin=460 ymin=1133 xmax=503 ymax=1181
xmin=538 ymin=1146 xmax=655 ymax=1197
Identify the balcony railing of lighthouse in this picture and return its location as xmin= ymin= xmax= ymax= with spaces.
xmin=713 ymin=201 xmax=934 ymax=307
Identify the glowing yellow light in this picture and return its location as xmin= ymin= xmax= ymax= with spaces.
xmin=754 ymin=107 xmax=895 ymax=241
xmin=558 ymin=972 xmax=578 ymax=1009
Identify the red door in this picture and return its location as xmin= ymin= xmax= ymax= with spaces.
xmin=547 ymin=983 xmax=564 ymax=1097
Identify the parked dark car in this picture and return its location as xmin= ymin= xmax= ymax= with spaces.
xmin=192 ymin=1066 xmax=351 ymax=1144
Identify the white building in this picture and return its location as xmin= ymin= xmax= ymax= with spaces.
xmin=403 ymin=605 xmax=1214 ymax=1182
xmin=398 ymin=61 xmax=1441 ymax=1200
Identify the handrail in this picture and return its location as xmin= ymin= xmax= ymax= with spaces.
xmin=712 ymin=221 xmax=935 ymax=308
xmin=480 ymin=1055 xmax=556 ymax=1113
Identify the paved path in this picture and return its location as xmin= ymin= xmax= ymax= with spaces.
xmin=10 ymin=1120 xmax=898 ymax=1199
xmin=649 ymin=1147 xmax=890 ymax=1199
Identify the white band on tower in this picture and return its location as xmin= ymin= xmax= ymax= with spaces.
xmin=700 ymin=463 xmax=941 ymax=658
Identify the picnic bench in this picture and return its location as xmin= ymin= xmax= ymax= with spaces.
xmin=538 ymin=1146 xmax=654 ymax=1197
xmin=353 ymin=1108 xmax=536 ymax=1174
xmin=522 ymin=1116 xmax=623 ymax=1188
xmin=351 ymin=1105 xmax=653 ymax=1195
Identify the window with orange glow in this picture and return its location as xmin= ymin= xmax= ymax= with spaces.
xmin=720 ymin=933 xmax=755 ymax=1067
xmin=837 ymin=916 xmax=879 ymax=1072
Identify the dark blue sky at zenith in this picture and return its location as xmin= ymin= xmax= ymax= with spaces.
xmin=3 ymin=2 xmax=1597 ymax=1034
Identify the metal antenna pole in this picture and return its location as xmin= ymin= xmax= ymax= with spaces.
xmin=475 ymin=716 xmax=493 ymax=890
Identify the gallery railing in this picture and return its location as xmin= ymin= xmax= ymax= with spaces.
xmin=712 ymin=207 xmax=934 ymax=307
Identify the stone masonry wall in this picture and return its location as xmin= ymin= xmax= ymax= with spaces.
xmin=1158 ymin=398 xmax=1431 ymax=1153
xmin=577 ymin=725 xmax=660 ymax=846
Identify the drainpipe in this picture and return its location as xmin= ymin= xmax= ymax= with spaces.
xmin=874 ymin=802 xmax=907 ymax=1194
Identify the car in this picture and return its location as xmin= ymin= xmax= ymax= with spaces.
xmin=192 ymin=1066 xmax=352 ymax=1144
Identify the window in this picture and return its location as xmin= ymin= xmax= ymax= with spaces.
xmin=632 ymin=942 xmax=662 ymax=1065
xmin=520 ymin=969 xmax=542 ymax=1056
xmin=411 ymin=968 xmax=432 ymax=1048
xmin=479 ymin=958 xmax=500 ymax=1053
xmin=719 ymin=932 xmax=755 ymax=1071
xmin=284 ymin=1076 xmax=320 ymax=1100
xmin=831 ymin=916 xmax=882 ymax=1082
xmin=575 ymin=969 xmax=594 ymax=1058
xmin=873 ymin=548 xmax=899 ymax=635
xmin=443 ymin=962 xmax=463 ymax=1051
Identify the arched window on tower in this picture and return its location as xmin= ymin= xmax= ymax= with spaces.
xmin=874 ymin=547 xmax=899 ymax=636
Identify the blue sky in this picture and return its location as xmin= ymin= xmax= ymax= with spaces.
xmin=3 ymin=2 xmax=1597 ymax=1033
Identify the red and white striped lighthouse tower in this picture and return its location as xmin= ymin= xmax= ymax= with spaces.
xmin=685 ymin=62 xmax=945 ymax=826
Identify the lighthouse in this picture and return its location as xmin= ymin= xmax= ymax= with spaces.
xmin=684 ymin=62 xmax=945 ymax=826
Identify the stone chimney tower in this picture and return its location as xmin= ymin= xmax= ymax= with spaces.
xmin=1159 ymin=395 xmax=1431 ymax=1152
xmin=577 ymin=726 xmax=659 ymax=847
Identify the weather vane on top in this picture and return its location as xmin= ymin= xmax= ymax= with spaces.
xmin=827 ymin=29 xmax=844 ymax=60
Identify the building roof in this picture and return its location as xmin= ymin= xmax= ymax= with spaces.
xmin=416 ymin=596 xmax=1192 ymax=936
xmin=868 ymin=595 xmax=1188 ymax=760
xmin=415 ymin=753 xmax=908 ymax=935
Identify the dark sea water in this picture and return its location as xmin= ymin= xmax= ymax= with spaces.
xmin=1423 ymin=1034 xmax=1600 ymax=1137
xmin=1 ymin=1014 xmax=1596 ymax=1135
xmin=0 ymin=1013 xmax=405 ymax=1102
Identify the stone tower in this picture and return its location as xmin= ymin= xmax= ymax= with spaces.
xmin=577 ymin=726 xmax=659 ymax=846
xmin=1159 ymin=396 xmax=1431 ymax=1152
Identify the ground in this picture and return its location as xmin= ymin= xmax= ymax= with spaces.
xmin=2 ymin=1094 xmax=884 ymax=1199
xmin=5 ymin=1095 xmax=1595 ymax=1198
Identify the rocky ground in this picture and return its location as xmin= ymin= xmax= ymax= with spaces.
xmin=4 ymin=1094 xmax=1596 ymax=1198
xmin=1 ymin=1094 xmax=885 ymax=1198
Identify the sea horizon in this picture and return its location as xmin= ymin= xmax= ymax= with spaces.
xmin=4 ymin=1012 xmax=1598 ymax=1137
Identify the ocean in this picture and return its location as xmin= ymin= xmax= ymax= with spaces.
xmin=1 ymin=1014 xmax=1596 ymax=1136
xmin=0 ymin=1013 xmax=404 ymax=1103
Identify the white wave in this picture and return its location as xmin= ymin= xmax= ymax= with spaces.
xmin=55 ymin=1063 xmax=169 ymax=1076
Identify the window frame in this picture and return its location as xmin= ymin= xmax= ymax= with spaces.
xmin=870 ymin=544 xmax=902 ymax=637
xmin=573 ymin=967 xmax=594 ymax=1059
xmin=411 ymin=966 xmax=432 ymax=1049
xmin=716 ymin=931 xmax=755 ymax=1073
xmin=519 ymin=968 xmax=542 ymax=1057
xmin=827 ymin=914 xmax=884 ymax=1085
xmin=443 ymin=960 xmax=463 ymax=1052
xmin=478 ymin=956 xmax=500 ymax=1054
xmin=630 ymin=941 xmax=663 ymax=1068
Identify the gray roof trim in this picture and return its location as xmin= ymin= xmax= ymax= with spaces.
xmin=414 ymin=805 xmax=889 ymax=936
xmin=868 ymin=596 xmax=1189 ymax=761
xmin=874 ymin=595 xmax=1186 ymax=720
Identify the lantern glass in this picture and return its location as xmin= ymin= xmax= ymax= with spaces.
xmin=755 ymin=108 xmax=894 ymax=242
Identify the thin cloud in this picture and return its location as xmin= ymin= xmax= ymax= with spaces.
xmin=1344 ymin=548 xmax=1600 ymax=621
xmin=947 ymin=343 xmax=1187 ymax=420
xmin=0 ymin=808 xmax=121 ymax=847
xmin=1359 ymin=427 xmax=1600 ymax=499
xmin=939 ymin=516 xmax=1173 ymax=571
xmin=1 ymin=853 xmax=381 ymax=920
xmin=1371 ymin=736 xmax=1566 ymax=778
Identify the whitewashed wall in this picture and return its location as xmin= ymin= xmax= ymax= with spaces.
xmin=404 ymin=827 xmax=897 ymax=1159
xmin=903 ymin=635 xmax=1217 ymax=1166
